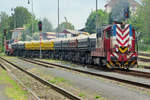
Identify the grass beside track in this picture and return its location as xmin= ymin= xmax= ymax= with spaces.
xmin=138 ymin=61 xmax=150 ymax=67
xmin=29 ymin=64 xmax=107 ymax=100
xmin=0 ymin=53 xmax=5 ymax=56
xmin=0 ymin=67 xmax=28 ymax=100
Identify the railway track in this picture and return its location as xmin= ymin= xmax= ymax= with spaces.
xmin=0 ymin=62 xmax=41 ymax=100
xmin=139 ymin=52 xmax=150 ymax=57
xmin=114 ymin=70 xmax=150 ymax=79
xmin=0 ymin=57 xmax=82 ymax=100
xmin=138 ymin=57 xmax=150 ymax=62
xmin=144 ymin=66 xmax=150 ymax=69
xmin=138 ymin=52 xmax=150 ymax=62
xmin=20 ymin=58 xmax=150 ymax=89
xmin=22 ymin=58 xmax=150 ymax=79
xmin=138 ymin=52 xmax=150 ymax=69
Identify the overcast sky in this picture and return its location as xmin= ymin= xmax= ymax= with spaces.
xmin=0 ymin=0 xmax=140 ymax=29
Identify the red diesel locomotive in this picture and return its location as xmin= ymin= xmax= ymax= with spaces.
xmin=6 ymin=22 xmax=138 ymax=69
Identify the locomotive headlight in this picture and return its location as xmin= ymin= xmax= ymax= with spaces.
xmin=116 ymin=48 xmax=119 ymax=52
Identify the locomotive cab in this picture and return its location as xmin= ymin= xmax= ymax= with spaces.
xmin=93 ymin=22 xmax=138 ymax=69
xmin=103 ymin=26 xmax=112 ymax=52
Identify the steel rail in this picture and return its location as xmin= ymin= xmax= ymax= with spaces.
xmin=139 ymin=52 xmax=150 ymax=57
xmin=138 ymin=57 xmax=150 ymax=62
xmin=21 ymin=58 xmax=150 ymax=89
xmin=0 ymin=57 xmax=82 ymax=100
xmin=22 ymin=58 xmax=150 ymax=79
xmin=114 ymin=70 xmax=150 ymax=79
xmin=0 ymin=62 xmax=41 ymax=100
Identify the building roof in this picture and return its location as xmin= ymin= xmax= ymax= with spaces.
xmin=62 ymin=29 xmax=81 ymax=35
xmin=15 ymin=28 xmax=24 ymax=30
xmin=62 ymin=29 xmax=89 ymax=36
xmin=105 ymin=0 xmax=140 ymax=7
xmin=10 ymin=28 xmax=24 ymax=32
xmin=42 ymin=32 xmax=56 ymax=40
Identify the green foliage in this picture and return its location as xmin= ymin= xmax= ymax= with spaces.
xmin=56 ymin=22 xmax=75 ymax=33
xmin=13 ymin=7 xmax=32 ymax=28
xmin=21 ymin=20 xmax=39 ymax=41
xmin=0 ymin=7 xmax=33 ymax=46
xmin=49 ymin=77 xmax=67 ymax=84
xmin=0 ymin=12 xmax=10 ymax=30
xmin=78 ymin=93 xmax=85 ymax=97
xmin=0 ymin=6 xmax=55 ymax=44
xmin=22 ymin=17 xmax=54 ymax=41
xmin=23 ymin=19 xmax=39 ymax=35
xmin=0 ymin=69 xmax=28 ymax=100
xmin=9 ymin=6 xmax=34 ymax=41
xmin=138 ymin=43 xmax=150 ymax=51
xmin=85 ymin=9 xmax=109 ymax=33
xmin=95 ymin=95 xmax=107 ymax=100
xmin=0 ymin=34 xmax=3 ymax=52
xmin=128 ymin=0 xmax=150 ymax=51
xmin=0 ymin=12 xmax=10 ymax=52
xmin=42 ymin=17 xmax=53 ymax=32
xmin=95 ymin=95 xmax=101 ymax=99
xmin=139 ymin=0 xmax=150 ymax=45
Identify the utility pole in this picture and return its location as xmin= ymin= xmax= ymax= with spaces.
xmin=95 ymin=0 xmax=99 ymax=49
xmin=96 ymin=0 xmax=98 ymax=34
xmin=28 ymin=0 xmax=34 ymax=35
xmin=64 ymin=17 xmax=68 ymax=23
xmin=64 ymin=17 xmax=69 ymax=29
xmin=38 ymin=21 xmax=42 ymax=58
xmin=11 ymin=8 xmax=16 ymax=29
xmin=57 ymin=0 xmax=60 ymax=38
xmin=3 ymin=29 xmax=7 ymax=54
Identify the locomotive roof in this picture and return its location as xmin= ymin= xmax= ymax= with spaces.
xmin=101 ymin=23 xmax=130 ymax=31
xmin=102 ymin=25 xmax=112 ymax=30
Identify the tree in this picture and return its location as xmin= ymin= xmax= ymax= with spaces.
xmin=22 ymin=19 xmax=39 ymax=40
xmin=12 ymin=7 xmax=32 ymax=28
xmin=22 ymin=18 xmax=54 ymax=41
xmin=42 ymin=18 xmax=53 ymax=32
xmin=56 ymin=22 xmax=75 ymax=32
xmin=0 ymin=12 xmax=10 ymax=52
xmin=85 ymin=9 xmax=109 ymax=33
xmin=137 ymin=0 xmax=150 ymax=50
xmin=127 ymin=0 xmax=150 ymax=51
xmin=139 ymin=0 xmax=150 ymax=44
xmin=32 ymin=32 xmax=40 ymax=40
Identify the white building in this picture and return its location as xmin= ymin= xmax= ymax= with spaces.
xmin=11 ymin=28 xmax=24 ymax=41
xmin=105 ymin=0 xmax=140 ymax=15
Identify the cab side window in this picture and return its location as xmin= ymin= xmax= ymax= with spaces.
xmin=97 ymin=29 xmax=102 ymax=38
xmin=105 ymin=29 xmax=112 ymax=39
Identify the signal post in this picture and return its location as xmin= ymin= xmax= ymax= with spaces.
xmin=38 ymin=21 xmax=42 ymax=59
xmin=3 ymin=29 xmax=7 ymax=54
